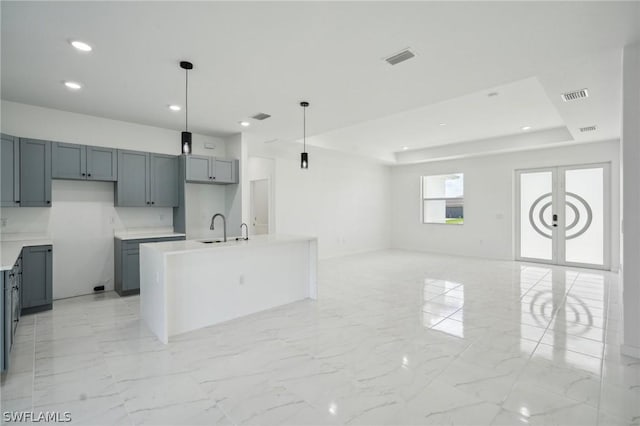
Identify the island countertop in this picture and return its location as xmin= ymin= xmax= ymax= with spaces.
xmin=139 ymin=234 xmax=317 ymax=255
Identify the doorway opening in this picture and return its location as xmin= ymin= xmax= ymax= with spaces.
xmin=250 ymin=178 xmax=270 ymax=235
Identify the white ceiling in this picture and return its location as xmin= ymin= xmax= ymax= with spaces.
xmin=1 ymin=1 xmax=639 ymax=162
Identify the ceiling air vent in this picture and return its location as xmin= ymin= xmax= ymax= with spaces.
xmin=252 ymin=113 xmax=271 ymax=120
xmin=384 ymin=48 xmax=415 ymax=66
xmin=579 ymin=125 xmax=597 ymax=133
xmin=562 ymin=88 xmax=589 ymax=102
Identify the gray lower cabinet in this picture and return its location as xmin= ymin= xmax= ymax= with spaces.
xmin=20 ymin=138 xmax=52 ymax=207
xmin=185 ymin=155 xmax=238 ymax=184
xmin=115 ymin=150 xmax=178 ymax=207
xmin=1 ymin=134 xmax=20 ymax=207
xmin=52 ymin=142 xmax=117 ymax=181
xmin=2 ymin=254 xmax=23 ymax=373
xmin=21 ymin=245 xmax=53 ymax=315
xmin=114 ymin=236 xmax=185 ymax=296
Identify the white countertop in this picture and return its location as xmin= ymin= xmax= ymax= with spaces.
xmin=140 ymin=234 xmax=316 ymax=255
xmin=1 ymin=238 xmax=53 ymax=271
xmin=114 ymin=231 xmax=186 ymax=241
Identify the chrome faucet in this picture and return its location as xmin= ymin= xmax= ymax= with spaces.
xmin=210 ymin=213 xmax=227 ymax=242
xmin=240 ymin=223 xmax=249 ymax=240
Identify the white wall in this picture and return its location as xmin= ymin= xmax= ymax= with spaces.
xmin=247 ymin=140 xmax=392 ymax=259
xmin=390 ymin=140 xmax=621 ymax=267
xmin=0 ymin=101 xmax=227 ymax=298
xmin=621 ymin=43 xmax=640 ymax=357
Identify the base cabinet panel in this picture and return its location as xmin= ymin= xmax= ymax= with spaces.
xmin=21 ymin=245 xmax=52 ymax=314
xmin=114 ymin=236 xmax=185 ymax=296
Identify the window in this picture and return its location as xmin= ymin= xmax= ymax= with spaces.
xmin=422 ymin=173 xmax=464 ymax=224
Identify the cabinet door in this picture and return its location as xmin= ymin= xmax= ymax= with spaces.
xmin=1 ymin=134 xmax=20 ymax=207
xmin=3 ymin=272 xmax=11 ymax=371
xmin=185 ymin=155 xmax=212 ymax=182
xmin=20 ymin=138 xmax=52 ymax=207
xmin=116 ymin=150 xmax=150 ymax=206
xmin=150 ymin=154 xmax=178 ymax=207
xmin=122 ymin=250 xmax=140 ymax=291
xmin=21 ymin=246 xmax=52 ymax=310
xmin=87 ymin=146 xmax=117 ymax=181
xmin=213 ymin=159 xmax=235 ymax=183
xmin=51 ymin=142 xmax=86 ymax=180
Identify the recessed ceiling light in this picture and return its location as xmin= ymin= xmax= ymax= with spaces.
xmin=70 ymin=40 xmax=92 ymax=52
xmin=402 ymin=146 xmax=409 ymax=150
xmin=168 ymin=105 xmax=181 ymax=111
xmin=64 ymin=81 xmax=82 ymax=90
xmin=439 ymin=123 xmax=447 ymax=126
xmin=521 ymin=126 xmax=532 ymax=131
xmin=239 ymin=121 xmax=250 ymax=127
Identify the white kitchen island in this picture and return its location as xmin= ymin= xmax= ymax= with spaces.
xmin=139 ymin=234 xmax=317 ymax=344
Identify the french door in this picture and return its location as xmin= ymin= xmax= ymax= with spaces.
xmin=516 ymin=163 xmax=610 ymax=270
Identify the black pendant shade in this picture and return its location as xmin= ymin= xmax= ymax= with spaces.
xmin=180 ymin=61 xmax=193 ymax=154
xmin=300 ymin=101 xmax=309 ymax=169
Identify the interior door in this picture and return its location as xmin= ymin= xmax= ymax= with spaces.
xmin=516 ymin=163 xmax=609 ymax=270
xmin=250 ymin=179 xmax=269 ymax=235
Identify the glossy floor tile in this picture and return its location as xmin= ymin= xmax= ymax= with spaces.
xmin=0 ymin=250 xmax=635 ymax=425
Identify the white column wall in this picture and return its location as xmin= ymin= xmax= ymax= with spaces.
xmin=622 ymin=42 xmax=640 ymax=358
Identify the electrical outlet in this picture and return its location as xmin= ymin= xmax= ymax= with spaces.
xmin=0 ymin=218 xmax=7 ymax=227
xmin=159 ymin=213 xmax=165 ymax=221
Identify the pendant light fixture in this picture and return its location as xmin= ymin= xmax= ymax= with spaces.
xmin=300 ymin=101 xmax=309 ymax=169
xmin=180 ymin=61 xmax=193 ymax=154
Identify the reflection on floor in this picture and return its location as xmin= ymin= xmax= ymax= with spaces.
xmin=0 ymin=250 xmax=635 ymax=425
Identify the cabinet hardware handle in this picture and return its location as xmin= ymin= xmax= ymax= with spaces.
xmin=82 ymin=173 xmax=86 ymax=176
xmin=16 ymin=200 xmax=20 ymax=203
xmin=14 ymin=318 xmax=19 ymax=323
xmin=212 ymin=177 xmax=216 ymax=180
xmin=88 ymin=173 xmax=92 ymax=177
xmin=47 ymin=249 xmax=52 ymax=252
xmin=146 ymin=201 xmax=150 ymax=204
xmin=46 ymin=201 xmax=50 ymax=204
xmin=151 ymin=201 xmax=155 ymax=205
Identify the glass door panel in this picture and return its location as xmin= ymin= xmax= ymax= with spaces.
xmin=562 ymin=166 xmax=606 ymax=267
xmin=517 ymin=164 xmax=609 ymax=270
xmin=518 ymin=170 xmax=555 ymax=262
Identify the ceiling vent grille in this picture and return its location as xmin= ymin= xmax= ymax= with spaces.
xmin=385 ymin=49 xmax=415 ymax=66
xmin=579 ymin=125 xmax=597 ymax=133
xmin=252 ymin=113 xmax=271 ymax=120
xmin=562 ymin=88 xmax=589 ymax=102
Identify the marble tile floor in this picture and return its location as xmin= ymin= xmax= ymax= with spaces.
xmin=1 ymin=249 xmax=637 ymax=425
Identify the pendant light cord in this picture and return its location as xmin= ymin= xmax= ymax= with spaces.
xmin=303 ymin=104 xmax=306 ymax=152
xmin=185 ymin=69 xmax=189 ymax=132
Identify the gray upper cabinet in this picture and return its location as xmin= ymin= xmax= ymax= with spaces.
xmin=116 ymin=149 xmax=149 ymax=206
xmin=87 ymin=146 xmax=117 ymax=181
xmin=151 ymin=154 xmax=179 ymax=207
xmin=1 ymin=134 xmax=20 ymax=207
xmin=115 ymin=150 xmax=178 ymax=207
xmin=20 ymin=138 xmax=52 ymax=207
xmin=214 ymin=159 xmax=234 ymax=183
xmin=21 ymin=245 xmax=52 ymax=314
xmin=52 ymin=142 xmax=85 ymax=179
xmin=185 ymin=155 xmax=211 ymax=182
xmin=52 ymin=142 xmax=117 ymax=181
xmin=184 ymin=155 xmax=238 ymax=184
